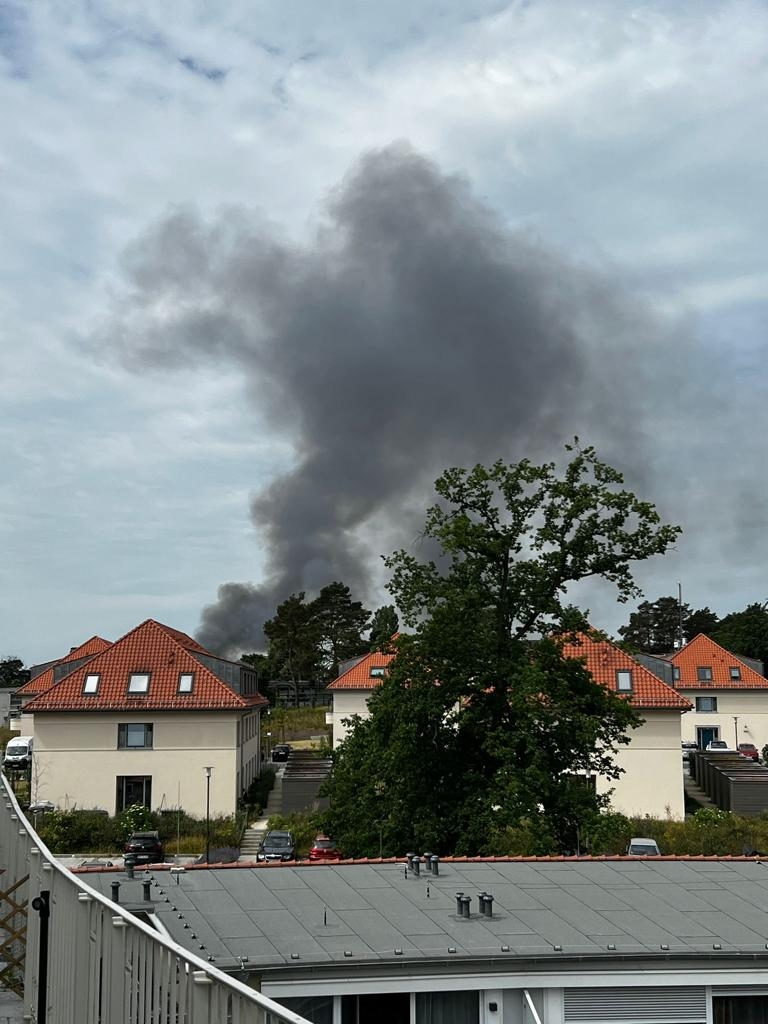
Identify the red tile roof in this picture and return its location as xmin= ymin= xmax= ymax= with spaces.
xmin=16 ymin=636 xmax=112 ymax=697
xmin=24 ymin=619 xmax=265 ymax=712
xmin=328 ymin=631 xmax=689 ymax=710
xmin=560 ymin=632 xmax=692 ymax=710
xmin=670 ymin=634 xmax=768 ymax=688
xmin=327 ymin=648 xmax=396 ymax=690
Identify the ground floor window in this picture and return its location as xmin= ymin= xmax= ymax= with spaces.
xmin=714 ymin=995 xmax=768 ymax=1023
xmin=275 ymin=996 xmax=333 ymax=1024
xmin=116 ymin=775 xmax=152 ymax=813
xmin=416 ymin=991 xmax=479 ymax=1023
xmin=342 ymin=993 xmax=409 ymax=1023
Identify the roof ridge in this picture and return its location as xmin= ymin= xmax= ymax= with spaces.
xmin=24 ymin=619 xmax=257 ymax=712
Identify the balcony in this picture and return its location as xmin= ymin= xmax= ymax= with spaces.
xmin=0 ymin=775 xmax=313 ymax=1023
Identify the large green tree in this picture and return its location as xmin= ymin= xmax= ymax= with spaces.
xmin=618 ymin=596 xmax=690 ymax=653
xmin=262 ymin=593 xmax=321 ymax=684
xmin=619 ymin=597 xmax=721 ymax=652
xmin=312 ymin=582 xmax=370 ymax=679
xmin=368 ymin=605 xmax=399 ymax=650
xmin=0 ymin=657 xmax=29 ymax=688
xmin=324 ymin=444 xmax=680 ymax=856
xmin=712 ymin=602 xmax=768 ymax=667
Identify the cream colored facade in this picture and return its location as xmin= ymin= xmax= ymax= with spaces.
xmin=329 ymin=690 xmax=373 ymax=748
xmin=31 ymin=710 xmax=262 ymax=817
xmin=598 ymin=711 xmax=685 ymax=820
xmin=331 ymin=692 xmax=686 ymax=820
xmin=679 ymin=688 xmax=768 ymax=752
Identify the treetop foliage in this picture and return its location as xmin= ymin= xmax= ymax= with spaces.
xmin=324 ymin=443 xmax=680 ymax=856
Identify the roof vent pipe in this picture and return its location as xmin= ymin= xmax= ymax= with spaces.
xmin=125 ymin=859 xmax=134 ymax=880
xmin=484 ymin=894 xmax=494 ymax=918
xmin=410 ymin=856 xmax=420 ymax=876
xmin=430 ymin=855 xmax=439 ymax=876
xmin=423 ymin=851 xmax=433 ymax=865
xmin=455 ymin=892 xmax=464 ymax=914
xmin=142 ymin=880 xmax=152 ymax=903
xmin=110 ymin=881 xmax=120 ymax=905
xmin=478 ymin=892 xmax=487 ymax=914
xmin=460 ymin=896 xmax=471 ymax=918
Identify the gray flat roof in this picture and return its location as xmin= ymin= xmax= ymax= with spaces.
xmin=80 ymin=859 xmax=768 ymax=974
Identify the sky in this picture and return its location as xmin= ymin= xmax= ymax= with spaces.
xmin=3 ymin=0 xmax=768 ymax=664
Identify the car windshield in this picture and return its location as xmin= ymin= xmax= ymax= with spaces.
xmin=267 ymin=836 xmax=291 ymax=847
xmin=710 ymin=741 xmax=727 ymax=748
xmin=629 ymin=844 xmax=659 ymax=855
xmin=314 ymin=840 xmax=335 ymax=849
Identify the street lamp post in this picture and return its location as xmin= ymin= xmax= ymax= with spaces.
xmin=734 ymin=717 xmax=739 ymax=749
xmin=204 ymin=767 xmax=213 ymax=864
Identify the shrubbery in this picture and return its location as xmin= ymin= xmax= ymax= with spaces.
xmin=266 ymin=812 xmax=322 ymax=856
xmin=490 ymin=808 xmax=768 ymax=858
xmin=35 ymin=805 xmax=243 ymax=854
xmin=240 ymin=766 xmax=276 ymax=815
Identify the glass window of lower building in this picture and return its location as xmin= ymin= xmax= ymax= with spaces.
xmin=116 ymin=775 xmax=152 ymax=812
xmin=118 ymin=723 xmax=153 ymax=748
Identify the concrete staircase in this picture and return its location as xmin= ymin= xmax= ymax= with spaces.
xmin=239 ymin=766 xmax=285 ymax=860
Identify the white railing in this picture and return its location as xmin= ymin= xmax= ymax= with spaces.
xmin=0 ymin=777 xmax=313 ymax=1024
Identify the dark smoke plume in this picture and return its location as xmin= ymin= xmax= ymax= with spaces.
xmin=108 ymin=143 xmax=682 ymax=657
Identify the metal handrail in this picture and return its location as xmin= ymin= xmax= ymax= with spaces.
xmin=0 ymin=776 xmax=313 ymax=1023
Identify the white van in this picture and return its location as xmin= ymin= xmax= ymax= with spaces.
xmin=3 ymin=736 xmax=33 ymax=771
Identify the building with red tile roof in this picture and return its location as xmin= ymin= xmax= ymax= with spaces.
xmin=327 ymin=645 xmax=396 ymax=747
xmin=24 ymin=619 xmax=268 ymax=817
xmin=327 ymin=630 xmax=689 ymax=819
xmin=16 ymin=635 xmax=113 ymax=701
xmin=668 ymin=633 xmax=768 ymax=753
xmin=560 ymin=632 xmax=692 ymax=711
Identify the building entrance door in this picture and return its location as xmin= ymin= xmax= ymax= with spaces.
xmin=697 ymin=726 xmax=719 ymax=748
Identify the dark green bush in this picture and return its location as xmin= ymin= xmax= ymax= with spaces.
xmin=240 ymin=767 xmax=276 ymax=813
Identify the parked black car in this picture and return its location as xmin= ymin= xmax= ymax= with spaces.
xmin=257 ymin=830 xmax=297 ymax=862
xmin=271 ymin=744 xmax=292 ymax=763
xmin=124 ymin=830 xmax=165 ymax=865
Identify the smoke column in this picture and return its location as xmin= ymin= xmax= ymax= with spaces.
xmin=108 ymin=143 xmax=681 ymax=656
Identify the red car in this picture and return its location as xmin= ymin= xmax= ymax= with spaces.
xmin=308 ymin=835 xmax=343 ymax=861
xmin=738 ymin=743 xmax=760 ymax=761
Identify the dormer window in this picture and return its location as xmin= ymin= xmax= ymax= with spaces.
xmin=697 ymin=666 xmax=713 ymax=682
xmin=83 ymin=673 xmax=100 ymax=695
xmin=178 ymin=672 xmax=194 ymax=694
xmin=673 ymin=666 xmax=681 ymax=681
xmin=729 ymin=666 xmax=742 ymax=681
xmin=370 ymin=666 xmax=387 ymax=678
xmin=128 ymin=672 xmax=150 ymax=695
xmin=616 ymin=670 xmax=633 ymax=692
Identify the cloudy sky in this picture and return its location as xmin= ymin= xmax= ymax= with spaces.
xmin=3 ymin=0 xmax=768 ymax=664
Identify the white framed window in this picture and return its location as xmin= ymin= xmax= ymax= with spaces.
xmin=128 ymin=672 xmax=150 ymax=694
xmin=370 ymin=666 xmax=387 ymax=678
xmin=83 ymin=673 xmax=100 ymax=694
xmin=616 ymin=670 xmax=633 ymax=691
xmin=729 ymin=666 xmax=742 ymax=680
xmin=178 ymin=672 xmax=194 ymax=693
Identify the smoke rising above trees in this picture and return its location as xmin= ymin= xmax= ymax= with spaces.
xmin=107 ymin=143 xmax=685 ymax=656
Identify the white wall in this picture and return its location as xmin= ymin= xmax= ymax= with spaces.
xmin=680 ymin=689 xmax=768 ymax=752
xmin=330 ymin=690 xmax=374 ymax=747
xmin=599 ymin=711 xmax=685 ymax=820
xmin=32 ymin=712 xmax=247 ymax=816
